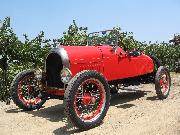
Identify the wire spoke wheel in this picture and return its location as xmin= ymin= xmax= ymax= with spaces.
xmin=10 ymin=70 xmax=46 ymax=111
xmin=155 ymin=66 xmax=171 ymax=99
xmin=74 ymin=79 xmax=106 ymax=122
xmin=64 ymin=70 xmax=110 ymax=130
xmin=17 ymin=75 xmax=41 ymax=106
xmin=159 ymin=74 xmax=169 ymax=95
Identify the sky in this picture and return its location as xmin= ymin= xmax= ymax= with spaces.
xmin=0 ymin=0 xmax=180 ymax=43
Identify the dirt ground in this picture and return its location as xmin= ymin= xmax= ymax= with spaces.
xmin=0 ymin=73 xmax=180 ymax=135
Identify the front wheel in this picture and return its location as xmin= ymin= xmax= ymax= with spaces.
xmin=155 ymin=66 xmax=171 ymax=99
xmin=10 ymin=70 xmax=46 ymax=111
xmin=64 ymin=70 xmax=110 ymax=130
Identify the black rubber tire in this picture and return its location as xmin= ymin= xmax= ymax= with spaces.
xmin=155 ymin=66 xmax=171 ymax=99
xmin=10 ymin=70 xmax=46 ymax=111
xmin=64 ymin=70 xmax=110 ymax=130
xmin=146 ymin=55 xmax=162 ymax=83
xmin=149 ymin=55 xmax=162 ymax=71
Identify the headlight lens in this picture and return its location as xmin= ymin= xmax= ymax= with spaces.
xmin=61 ymin=68 xmax=72 ymax=84
xmin=34 ymin=68 xmax=42 ymax=80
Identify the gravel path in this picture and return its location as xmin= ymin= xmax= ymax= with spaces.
xmin=0 ymin=73 xmax=180 ymax=135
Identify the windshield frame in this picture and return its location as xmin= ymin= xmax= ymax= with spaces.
xmin=87 ymin=30 xmax=119 ymax=47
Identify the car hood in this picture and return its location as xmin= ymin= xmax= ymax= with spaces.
xmin=63 ymin=46 xmax=102 ymax=64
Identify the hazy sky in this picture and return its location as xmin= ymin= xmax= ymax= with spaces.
xmin=0 ymin=0 xmax=180 ymax=42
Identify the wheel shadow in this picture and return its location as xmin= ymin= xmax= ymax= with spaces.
xmin=146 ymin=96 xmax=159 ymax=101
xmin=28 ymin=104 xmax=65 ymax=122
xmin=6 ymin=103 xmax=65 ymax=122
xmin=110 ymin=90 xmax=147 ymax=108
xmin=5 ymin=90 xmax=149 ymax=135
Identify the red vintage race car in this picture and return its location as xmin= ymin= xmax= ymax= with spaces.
xmin=10 ymin=30 xmax=171 ymax=130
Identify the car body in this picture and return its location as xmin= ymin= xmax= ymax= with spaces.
xmin=46 ymin=45 xmax=154 ymax=90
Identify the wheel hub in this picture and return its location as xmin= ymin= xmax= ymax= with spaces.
xmin=82 ymin=93 xmax=96 ymax=106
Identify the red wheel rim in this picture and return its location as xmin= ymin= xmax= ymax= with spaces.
xmin=74 ymin=79 xmax=106 ymax=122
xmin=17 ymin=75 xmax=41 ymax=106
xmin=159 ymin=73 xmax=169 ymax=95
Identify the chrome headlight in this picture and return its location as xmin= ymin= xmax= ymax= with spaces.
xmin=34 ymin=68 xmax=43 ymax=80
xmin=61 ymin=68 xmax=72 ymax=84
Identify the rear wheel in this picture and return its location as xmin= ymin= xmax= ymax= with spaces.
xmin=150 ymin=55 xmax=162 ymax=71
xmin=64 ymin=70 xmax=110 ymax=130
xmin=146 ymin=55 xmax=162 ymax=83
xmin=10 ymin=70 xmax=46 ymax=111
xmin=155 ymin=66 xmax=171 ymax=99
